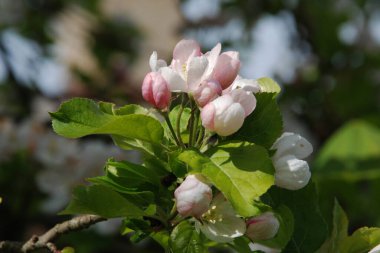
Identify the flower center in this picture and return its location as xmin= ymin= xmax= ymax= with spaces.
xmin=202 ymin=205 xmax=223 ymax=224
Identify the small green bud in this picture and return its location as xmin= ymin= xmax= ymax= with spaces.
xmin=61 ymin=247 xmax=75 ymax=253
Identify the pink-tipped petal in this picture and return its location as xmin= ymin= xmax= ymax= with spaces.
xmin=193 ymin=80 xmax=222 ymax=107
xmin=201 ymin=103 xmax=216 ymax=130
xmin=212 ymin=51 xmax=240 ymax=89
xmin=142 ymin=72 xmax=171 ymax=109
xmin=173 ymin=39 xmax=201 ymax=64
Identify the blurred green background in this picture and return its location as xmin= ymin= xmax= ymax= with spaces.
xmin=0 ymin=0 xmax=379 ymax=252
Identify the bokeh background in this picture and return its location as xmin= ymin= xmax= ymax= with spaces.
xmin=0 ymin=0 xmax=380 ymax=252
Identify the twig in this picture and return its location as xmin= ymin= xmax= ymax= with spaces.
xmin=0 ymin=215 xmax=105 ymax=253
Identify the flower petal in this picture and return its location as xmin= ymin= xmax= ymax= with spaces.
xmin=149 ymin=51 xmax=167 ymax=71
xmin=214 ymin=102 xmax=245 ymax=136
xmin=248 ymin=243 xmax=281 ymax=253
xmin=231 ymin=78 xmax=261 ymax=93
xmin=187 ymin=55 xmax=209 ymax=91
xmin=271 ymin=132 xmax=313 ymax=160
xmin=173 ymin=39 xmax=201 ymax=64
xmin=274 ymin=155 xmax=311 ymax=190
xmin=196 ymin=194 xmax=246 ymax=243
xmin=230 ymin=89 xmax=257 ymax=117
xmin=203 ymin=43 xmax=221 ymax=79
xmin=159 ymin=67 xmax=187 ymax=92
xmin=212 ymin=51 xmax=240 ymax=89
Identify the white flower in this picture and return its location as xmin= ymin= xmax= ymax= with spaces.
xmin=273 ymin=155 xmax=311 ymax=190
xmin=272 ymin=132 xmax=313 ymax=160
xmin=271 ymin=132 xmax=313 ymax=190
xmin=369 ymin=244 xmax=380 ymax=253
xmin=246 ymin=212 xmax=280 ymax=241
xmin=195 ymin=193 xmax=246 ymax=243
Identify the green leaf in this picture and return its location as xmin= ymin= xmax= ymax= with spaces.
xmin=170 ymin=221 xmax=207 ymax=253
xmin=231 ymin=237 xmax=253 ymax=253
xmin=314 ymin=120 xmax=380 ymax=181
xmin=51 ymin=98 xmax=164 ymax=144
xmin=169 ymin=105 xmax=191 ymax=133
xmin=121 ymin=218 xmax=152 ymax=243
xmin=266 ymin=183 xmax=328 ymax=253
xmin=88 ymin=176 xmax=155 ymax=207
xmin=106 ymin=160 xmax=160 ymax=187
xmin=60 ymin=185 xmax=149 ymax=218
xmin=316 ymin=200 xmax=349 ymax=253
xmin=178 ymin=141 xmax=275 ymax=217
xmin=257 ymin=205 xmax=294 ymax=250
xmin=168 ymin=150 xmax=188 ymax=178
xmin=228 ymin=93 xmax=283 ymax=149
xmin=341 ymin=227 xmax=380 ymax=253
xmin=257 ymin=77 xmax=281 ymax=96
xmin=151 ymin=231 xmax=170 ymax=251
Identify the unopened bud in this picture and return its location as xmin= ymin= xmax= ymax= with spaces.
xmin=272 ymin=132 xmax=313 ymax=160
xmin=212 ymin=51 xmax=240 ymax=89
xmin=142 ymin=72 xmax=171 ymax=109
xmin=174 ymin=174 xmax=212 ymax=218
xmin=193 ymin=80 xmax=222 ymax=107
xmin=274 ymin=155 xmax=311 ymax=190
xmin=246 ymin=212 xmax=280 ymax=241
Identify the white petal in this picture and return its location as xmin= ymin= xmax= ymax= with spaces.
xmin=369 ymin=244 xmax=380 ymax=253
xmin=196 ymin=217 xmax=245 ymax=243
xmin=196 ymin=194 xmax=246 ymax=243
xmin=149 ymin=51 xmax=167 ymax=72
xmin=248 ymin=243 xmax=281 ymax=253
xmin=274 ymin=155 xmax=311 ymax=190
xmin=272 ymin=132 xmax=313 ymax=160
xmin=187 ymin=55 xmax=209 ymax=91
xmin=149 ymin=51 xmax=158 ymax=71
xmin=231 ymin=78 xmax=261 ymax=93
xmin=159 ymin=67 xmax=187 ymax=92
xmin=230 ymin=89 xmax=256 ymax=117
xmin=203 ymin=43 xmax=221 ymax=79
xmin=214 ymin=102 xmax=245 ymax=136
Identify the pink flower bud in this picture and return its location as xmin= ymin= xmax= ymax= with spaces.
xmin=212 ymin=51 xmax=240 ymax=89
xmin=246 ymin=212 xmax=280 ymax=241
xmin=141 ymin=72 xmax=171 ymax=109
xmin=193 ymin=80 xmax=222 ymax=107
xmin=174 ymin=174 xmax=212 ymax=218
xmin=201 ymin=89 xmax=256 ymax=136
xmin=201 ymin=95 xmax=245 ymax=136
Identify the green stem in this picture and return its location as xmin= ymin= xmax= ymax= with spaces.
xmin=188 ymin=99 xmax=196 ymax=147
xmin=176 ymin=94 xmax=186 ymax=148
xmin=163 ymin=112 xmax=181 ymax=147
xmin=195 ymin=126 xmax=205 ymax=148
xmin=191 ymin=109 xmax=200 ymax=147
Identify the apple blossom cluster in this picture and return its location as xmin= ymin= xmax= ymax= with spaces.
xmin=142 ymin=39 xmax=259 ymax=136
xmin=141 ymin=39 xmax=314 ymax=245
